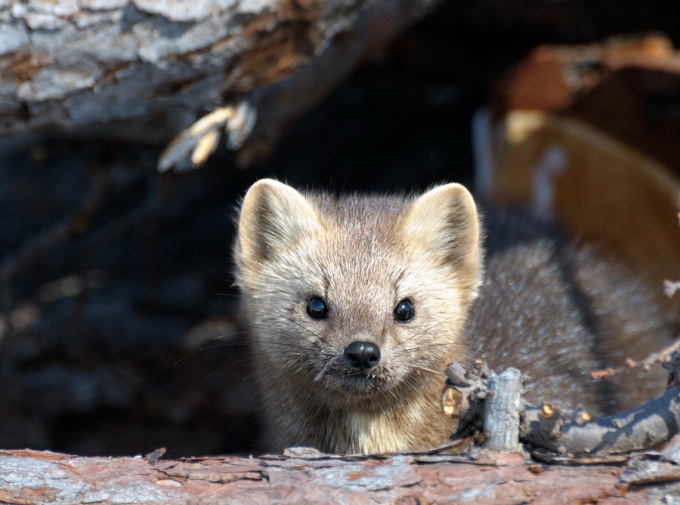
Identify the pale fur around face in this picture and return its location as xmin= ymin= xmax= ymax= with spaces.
xmin=234 ymin=179 xmax=482 ymax=454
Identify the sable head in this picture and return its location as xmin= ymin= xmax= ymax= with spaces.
xmin=234 ymin=179 xmax=482 ymax=408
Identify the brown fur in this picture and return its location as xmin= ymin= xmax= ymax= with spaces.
xmin=467 ymin=207 xmax=677 ymax=414
xmin=234 ymin=180 xmax=677 ymax=454
xmin=234 ymin=179 xmax=481 ymax=453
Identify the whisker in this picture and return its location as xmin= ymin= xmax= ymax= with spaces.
xmin=210 ymin=331 xmax=250 ymax=341
xmin=314 ymin=355 xmax=337 ymax=381
xmin=392 ymin=322 xmax=447 ymax=351
xmin=409 ymin=365 xmax=445 ymax=376
xmin=399 ymin=341 xmax=465 ymax=354
xmin=170 ymin=343 xmax=249 ymax=365
xmin=213 ymin=292 xmax=241 ymax=298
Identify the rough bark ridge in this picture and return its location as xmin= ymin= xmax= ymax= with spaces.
xmin=0 ymin=0 xmax=443 ymax=168
xmin=0 ymin=447 xmax=676 ymax=504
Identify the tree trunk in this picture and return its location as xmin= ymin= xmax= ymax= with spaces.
xmin=0 ymin=0 xmax=444 ymax=168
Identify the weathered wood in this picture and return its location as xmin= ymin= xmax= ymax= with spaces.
xmin=0 ymin=0 xmax=445 ymax=169
xmin=483 ymin=368 xmax=522 ymax=451
xmin=446 ymin=355 xmax=680 ymax=455
xmin=521 ymin=387 xmax=680 ymax=455
xmin=0 ymin=447 xmax=668 ymax=503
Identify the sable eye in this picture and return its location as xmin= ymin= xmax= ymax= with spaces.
xmin=394 ymin=299 xmax=414 ymax=322
xmin=306 ymin=297 xmax=328 ymax=319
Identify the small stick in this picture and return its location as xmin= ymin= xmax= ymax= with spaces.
xmin=483 ymin=368 xmax=522 ymax=451
xmin=590 ymin=337 xmax=680 ymax=380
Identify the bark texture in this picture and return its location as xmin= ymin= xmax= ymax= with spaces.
xmin=1 ymin=447 xmax=677 ymax=504
xmin=0 ymin=0 xmax=444 ymax=168
xmin=445 ymin=356 xmax=680 ymax=456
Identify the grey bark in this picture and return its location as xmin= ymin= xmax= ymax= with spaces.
xmin=447 ymin=354 xmax=680 ymax=455
xmin=483 ymin=368 xmax=522 ymax=451
xmin=0 ymin=447 xmax=674 ymax=503
xmin=0 ymin=0 xmax=445 ymax=170
xmin=520 ymin=353 xmax=680 ymax=454
xmin=521 ymin=387 xmax=680 ymax=454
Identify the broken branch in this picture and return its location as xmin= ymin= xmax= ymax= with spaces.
xmin=590 ymin=336 xmax=680 ymax=380
xmin=445 ymin=353 xmax=680 ymax=455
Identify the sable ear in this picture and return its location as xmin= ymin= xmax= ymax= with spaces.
xmin=402 ymin=183 xmax=482 ymax=291
xmin=235 ymin=179 xmax=321 ymax=284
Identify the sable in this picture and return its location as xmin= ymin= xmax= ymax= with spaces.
xmin=234 ymin=179 xmax=677 ymax=455
xmin=234 ymin=179 xmax=482 ymax=454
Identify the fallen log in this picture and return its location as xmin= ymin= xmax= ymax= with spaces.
xmin=0 ymin=0 xmax=445 ymax=169
xmin=0 ymin=446 xmax=666 ymax=503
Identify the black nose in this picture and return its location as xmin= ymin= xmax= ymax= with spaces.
xmin=344 ymin=341 xmax=381 ymax=370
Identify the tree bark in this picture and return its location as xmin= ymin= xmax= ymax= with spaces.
xmin=0 ymin=0 xmax=444 ymax=168
xmin=0 ymin=447 xmax=675 ymax=504
xmin=483 ymin=368 xmax=522 ymax=451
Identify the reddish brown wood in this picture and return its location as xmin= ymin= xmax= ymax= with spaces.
xmin=0 ymin=448 xmax=667 ymax=504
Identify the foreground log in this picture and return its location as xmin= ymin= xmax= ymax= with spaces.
xmin=1 ymin=446 xmax=678 ymax=503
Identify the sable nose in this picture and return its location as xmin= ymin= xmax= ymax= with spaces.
xmin=344 ymin=341 xmax=381 ymax=370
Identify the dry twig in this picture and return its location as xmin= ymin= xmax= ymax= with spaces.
xmin=590 ymin=336 xmax=680 ymax=380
